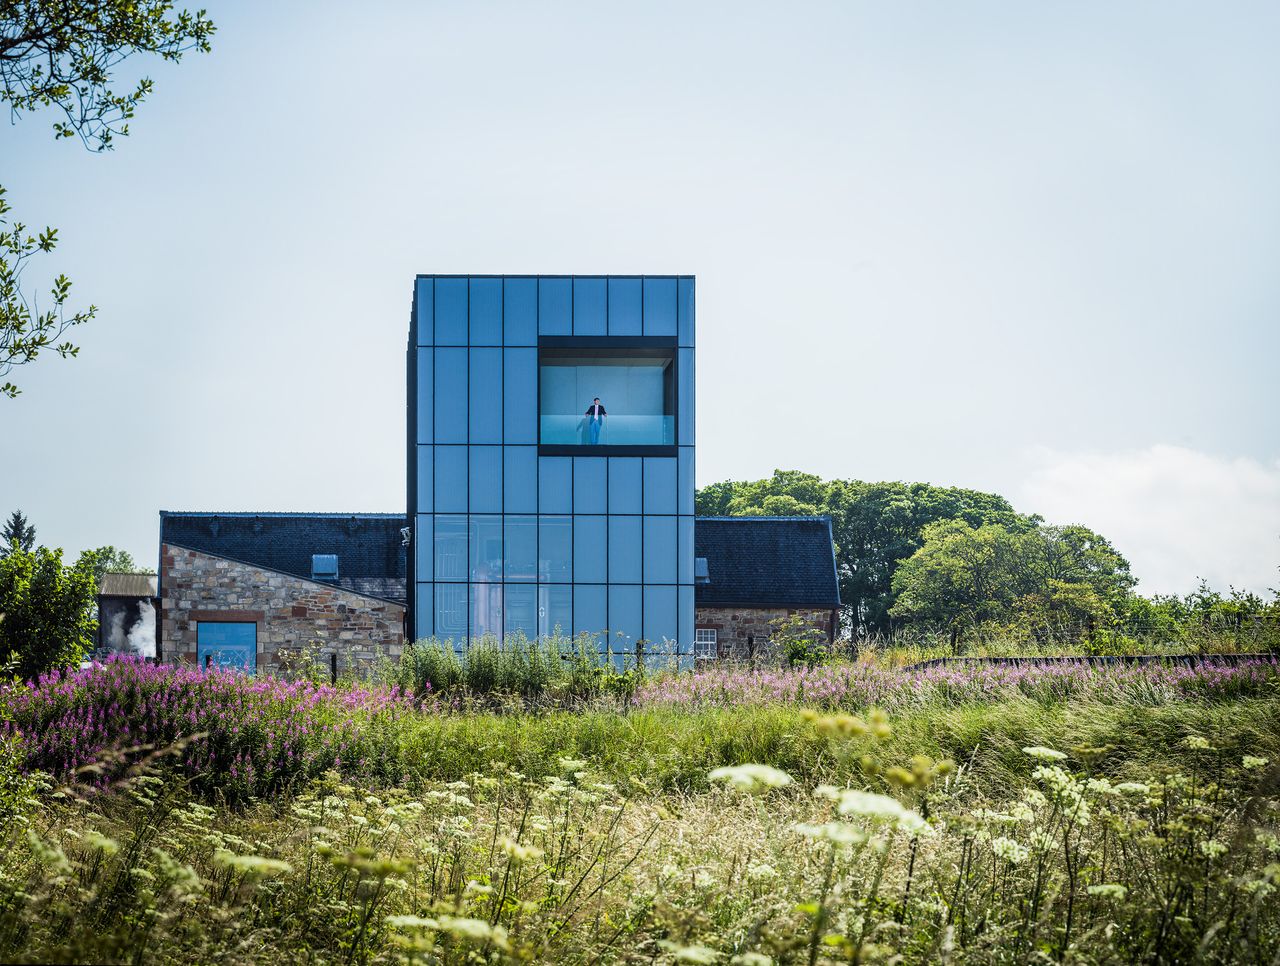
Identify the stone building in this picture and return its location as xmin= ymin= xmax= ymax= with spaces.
xmin=156 ymin=510 xmax=840 ymax=672
xmin=158 ymin=512 xmax=407 ymax=673
xmin=693 ymin=516 xmax=841 ymax=661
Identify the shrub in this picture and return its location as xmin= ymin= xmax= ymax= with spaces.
xmin=0 ymin=544 xmax=98 ymax=679
xmin=393 ymin=632 xmax=648 ymax=707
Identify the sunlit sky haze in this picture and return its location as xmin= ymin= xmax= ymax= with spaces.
xmin=2 ymin=1 xmax=1278 ymax=595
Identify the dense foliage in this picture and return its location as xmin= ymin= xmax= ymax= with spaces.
xmin=890 ymin=520 xmax=1136 ymax=639
xmin=0 ymin=542 xmax=98 ymax=678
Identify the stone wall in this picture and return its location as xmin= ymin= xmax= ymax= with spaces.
xmin=160 ymin=544 xmax=404 ymax=672
xmin=694 ymin=606 xmax=837 ymax=661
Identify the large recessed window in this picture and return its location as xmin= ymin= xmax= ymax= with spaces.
xmin=539 ymin=339 xmax=676 ymax=451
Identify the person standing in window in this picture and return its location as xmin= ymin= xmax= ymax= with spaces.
xmin=585 ymin=397 xmax=607 ymax=444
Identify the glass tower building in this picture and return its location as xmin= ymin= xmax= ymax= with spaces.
xmin=408 ymin=275 xmax=695 ymax=661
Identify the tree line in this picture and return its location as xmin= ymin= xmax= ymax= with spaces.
xmin=696 ymin=470 xmax=1280 ymax=651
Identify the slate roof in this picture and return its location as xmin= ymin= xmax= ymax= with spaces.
xmin=160 ymin=512 xmax=407 ymax=604
xmin=694 ymin=516 xmax=840 ymax=609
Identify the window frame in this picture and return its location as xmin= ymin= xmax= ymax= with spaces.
xmin=537 ymin=336 xmax=679 ymax=456
xmin=196 ymin=621 xmax=258 ymax=673
xmin=694 ymin=627 xmax=718 ymax=660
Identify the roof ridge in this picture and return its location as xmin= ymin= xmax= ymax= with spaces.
xmin=695 ymin=515 xmax=831 ymax=522
xmin=160 ymin=511 xmax=404 ymax=518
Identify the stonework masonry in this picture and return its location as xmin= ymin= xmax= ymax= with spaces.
xmin=160 ymin=544 xmax=404 ymax=672
xmin=694 ymin=606 xmax=837 ymax=661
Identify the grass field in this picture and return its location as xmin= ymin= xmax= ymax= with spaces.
xmin=1 ymin=655 xmax=1277 ymax=963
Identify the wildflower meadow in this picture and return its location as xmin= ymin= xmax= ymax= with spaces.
xmin=1 ymin=651 xmax=1277 ymax=963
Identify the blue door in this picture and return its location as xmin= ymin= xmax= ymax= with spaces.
xmin=197 ymin=622 xmax=257 ymax=673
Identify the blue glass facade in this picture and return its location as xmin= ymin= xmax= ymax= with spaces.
xmin=409 ymin=275 xmax=695 ymax=660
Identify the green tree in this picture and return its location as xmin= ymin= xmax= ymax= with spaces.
xmin=0 ymin=544 xmax=98 ymax=678
xmin=1 ymin=509 xmax=35 ymax=554
xmin=695 ymin=471 xmax=1035 ymax=636
xmin=78 ymin=545 xmax=153 ymax=586
xmin=0 ymin=0 xmax=215 ymax=396
xmin=889 ymin=520 xmax=1135 ymax=645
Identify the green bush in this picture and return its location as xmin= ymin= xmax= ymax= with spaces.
xmin=0 ymin=544 xmax=98 ymax=679
xmin=392 ymin=632 xmax=649 ymax=707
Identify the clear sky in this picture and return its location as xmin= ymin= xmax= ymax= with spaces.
xmin=2 ymin=0 xmax=1277 ymax=596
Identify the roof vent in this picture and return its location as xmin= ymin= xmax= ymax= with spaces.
xmin=694 ymin=557 xmax=710 ymax=585
xmin=311 ymin=554 xmax=339 ymax=581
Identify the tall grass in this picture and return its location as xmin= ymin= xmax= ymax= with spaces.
xmin=638 ymin=656 xmax=1280 ymax=710
xmin=0 ymin=711 xmax=1275 ymax=963
xmin=392 ymin=633 xmax=652 ymax=706
xmin=5 ymin=657 xmax=1279 ymax=799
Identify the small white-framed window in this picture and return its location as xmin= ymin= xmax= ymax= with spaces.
xmin=694 ymin=627 xmax=717 ymax=659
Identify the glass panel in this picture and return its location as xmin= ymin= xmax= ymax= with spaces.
xmin=643 ymin=585 xmax=677 ymax=649
xmin=574 ymin=585 xmax=607 ymax=645
xmin=642 ymin=277 xmax=677 ymax=336
xmin=678 ymin=348 xmax=694 ymax=445
xmin=469 ymin=277 xmax=501 ymax=345
xmin=196 ymin=622 xmax=256 ymax=673
xmin=678 ymin=446 xmax=695 ymax=515
xmin=572 ymin=277 xmax=606 ymax=335
xmin=643 ymin=458 xmax=676 ymax=514
xmin=414 ymin=583 xmax=433 ymax=639
xmin=608 ymin=585 xmax=642 ymax=651
xmin=607 ymin=277 xmax=642 ymax=335
xmin=503 ymin=446 xmax=536 ymax=513
xmin=415 ymin=348 xmax=433 ymax=444
xmin=608 ymin=457 xmax=642 ymax=513
xmin=608 ymin=516 xmax=642 ymax=583
xmin=435 ymin=584 xmax=468 ymax=644
xmin=643 ymin=516 xmax=676 ymax=584
xmin=538 ymin=277 xmax=572 ymax=335
xmin=573 ymin=516 xmax=606 ymax=584
xmin=435 ymin=277 xmax=468 ymax=344
xmin=678 ymin=276 xmax=695 ymax=347
xmin=469 ymin=348 xmax=502 ymax=443
xmin=414 ymin=514 xmax=433 ymax=583
xmin=434 ymin=347 xmax=467 ymax=443
xmin=469 ymin=446 xmax=501 ymax=512
xmin=504 ymin=584 xmax=537 ymax=640
xmin=573 ymin=458 xmax=607 ymax=514
xmin=679 ymin=585 xmax=695 ymax=657
xmin=414 ymin=278 xmax=433 ymax=346
xmin=678 ymin=516 xmax=694 ymax=584
xmin=539 ymin=345 xmax=675 ymax=446
xmin=538 ymin=585 xmax=572 ymax=641
xmin=504 ymin=277 xmax=537 ymax=346
xmin=503 ymin=348 xmax=537 ymax=444
xmin=434 ymin=515 xmax=467 ymax=581
xmin=471 ymin=583 xmax=502 ymax=641
xmin=415 ymin=446 xmax=432 ymax=514
xmin=538 ymin=516 xmax=571 ymax=581
xmin=435 ymin=446 xmax=466 ymax=512
xmin=503 ymin=516 xmax=536 ymax=581
xmin=469 ymin=515 xmax=502 ymax=582
xmin=538 ymin=458 xmax=572 ymax=513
